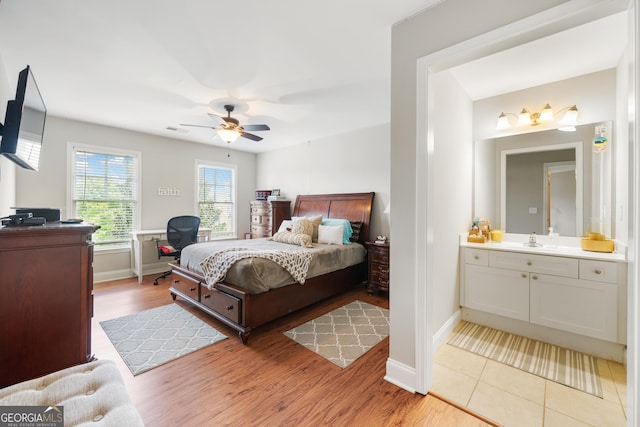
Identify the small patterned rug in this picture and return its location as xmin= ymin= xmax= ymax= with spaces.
xmin=284 ymin=300 xmax=389 ymax=368
xmin=448 ymin=322 xmax=603 ymax=398
xmin=100 ymin=304 xmax=227 ymax=375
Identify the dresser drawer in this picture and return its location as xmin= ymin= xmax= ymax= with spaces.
xmin=251 ymin=215 xmax=271 ymax=225
xmin=489 ymin=251 xmax=578 ymax=278
xmin=465 ymin=248 xmax=488 ymax=266
xmin=200 ymin=286 xmax=241 ymax=323
xmin=579 ymin=260 xmax=617 ymax=284
xmin=250 ymin=203 xmax=271 ymax=215
xmin=250 ymin=224 xmax=272 ymax=236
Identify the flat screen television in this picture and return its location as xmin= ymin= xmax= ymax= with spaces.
xmin=0 ymin=65 xmax=47 ymax=171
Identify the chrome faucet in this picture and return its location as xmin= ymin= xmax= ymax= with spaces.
xmin=525 ymin=232 xmax=541 ymax=247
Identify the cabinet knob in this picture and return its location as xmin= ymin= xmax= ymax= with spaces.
xmin=226 ymin=305 xmax=234 ymax=311
xmin=189 ymin=287 xmax=196 ymax=292
xmin=173 ymin=279 xmax=179 ymax=284
xmin=532 ymin=275 xmax=538 ymax=280
xmin=594 ymin=269 xmax=603 ymax=275
xmin=527 ymin=261 xmax=532 ymax=266
xmin=204 ymin=294 xmax=211 ymax=299
xmin=473 ymin=255 xmax=479 ymax=260
xmin=521 ymin=273 xmax=527 ymax=279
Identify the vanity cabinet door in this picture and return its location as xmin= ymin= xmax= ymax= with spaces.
xmin=530 ymin=273 xmax=617 ymax=341
xmin=464 ymin=264 xmax=529 ymax=322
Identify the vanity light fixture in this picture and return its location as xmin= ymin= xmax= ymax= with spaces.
xmin=496 ymin=104 xmax=579 ymax=131
xmin=217 ymin=128 xmax=241 ymax=143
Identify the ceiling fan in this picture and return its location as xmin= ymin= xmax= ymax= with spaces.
xmin=181 ymin=105 xmax=270 ymax=143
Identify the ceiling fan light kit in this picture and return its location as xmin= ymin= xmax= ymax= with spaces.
xmin=181 ymin=104 xmax=270 ymax=143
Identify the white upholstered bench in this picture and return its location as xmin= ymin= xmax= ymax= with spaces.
xmin=0 ymin=359 xmax=144 ymax=426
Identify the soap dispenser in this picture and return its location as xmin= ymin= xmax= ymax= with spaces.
xmin=548 ymin=227 xmax=558 ymax=248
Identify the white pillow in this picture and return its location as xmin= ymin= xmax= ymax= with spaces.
xmin=318 ymin=225 xmax=344 ymax=245
xmin=278 ymin=219 xmax=293 ymax=233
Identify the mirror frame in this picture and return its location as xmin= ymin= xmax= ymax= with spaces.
xmin=500 ymin=141 xmax=584 ymax=236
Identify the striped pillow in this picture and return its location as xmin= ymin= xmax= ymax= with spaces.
xmin=349 ymin=221 xmax=363 ymax=242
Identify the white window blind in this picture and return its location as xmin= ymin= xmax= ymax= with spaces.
xmin=197 ymin=164 xmax=235 ymax=238
xmin=72 ymin=148 xmax=138 ymax=246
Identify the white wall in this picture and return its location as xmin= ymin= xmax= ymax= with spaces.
xmin=431 ymin=71 xmax=473 ymax=331
xmin=0 ymin=53 xmax=17 ymax=217
xmin=14 ymin=115 xmax=257 ymax=279
xmin=256 ymin=123 xmax=391 ymax=239
xmin=390 ymin=0 xmax=579 ymax=391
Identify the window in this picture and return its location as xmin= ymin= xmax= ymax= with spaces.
xmin=69 ymin=143 xmax=139 ymax=248
xmin=197 ymin=162 xmax=236 ymax=239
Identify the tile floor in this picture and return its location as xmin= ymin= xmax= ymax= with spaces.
xmin=432 ymin=330 xmax=628 ymax=426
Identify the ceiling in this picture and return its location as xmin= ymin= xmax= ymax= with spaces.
xmin=0 ymin=2 xmax=629 ymax=153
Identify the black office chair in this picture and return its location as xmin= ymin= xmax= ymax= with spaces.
xmin=153 ymin=215 xmax=201 ymax=285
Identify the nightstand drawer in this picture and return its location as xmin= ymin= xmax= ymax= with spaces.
xmin=371 ymin=262 xmax=390 ymax=276
xmin=250 ymin=206 xmax=271 ymax=216
xmin=369 ymin=247 xmax=389 ymax=264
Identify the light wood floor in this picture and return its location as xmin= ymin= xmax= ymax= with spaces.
xmin=92 ymin=276 xmax=498 ymax=426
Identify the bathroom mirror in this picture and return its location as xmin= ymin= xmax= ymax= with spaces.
xmin=473 ymin=121 xmax=613 ymax=237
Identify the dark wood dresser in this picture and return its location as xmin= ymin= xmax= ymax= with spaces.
xmin=249 ymin=200 xmax=291 ymax=238
xmin=365 ymin=241 xmax=390 ymax=294
xmin=0 ymin=223 xmax=96 ymax=387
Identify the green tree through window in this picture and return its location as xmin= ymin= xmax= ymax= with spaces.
xmin=197 ymin=163 xmax=235 ymax=238
xmin=71 ymin=146 xmax=138 ymax=247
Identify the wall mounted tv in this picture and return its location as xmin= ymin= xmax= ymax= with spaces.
xmin=0 ymin=65 xmax=47 ymax=171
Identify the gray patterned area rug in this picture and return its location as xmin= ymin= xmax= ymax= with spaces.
xmin=448 ymin=321 xmax=603 ymax=398
xmin=100 ymin=304 xmax=227 ymax=375
xmin=284 ymin=300 xmax=389 ymax=368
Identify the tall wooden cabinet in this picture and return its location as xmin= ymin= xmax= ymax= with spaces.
xmin=0 ymin=223 xmax=96 ymax=387
xmin=249 ymin=200 xmax=291 ymax=238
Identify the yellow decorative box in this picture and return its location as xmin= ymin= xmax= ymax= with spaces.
xmin=467 ymin=235 xmax=487 ymax=244
xmin=581 ymin=238 xmax=614 ymax=253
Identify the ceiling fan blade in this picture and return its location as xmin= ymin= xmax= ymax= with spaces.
xmin=241 ymin=124 xmax=270 ymax=132
xmin=240 ymin=131 xmax=263 ymax=142
xmin=207 ymin=113 xmax=226 ymax=126
xmin=180 ymin=124 xmax=220 ymax=129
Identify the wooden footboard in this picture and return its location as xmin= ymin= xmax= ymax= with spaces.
xmin=169 ymin=261 xmax=366 ymax=343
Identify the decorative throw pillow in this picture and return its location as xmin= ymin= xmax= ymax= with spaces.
xmin=293 ymin=215 xmax=322 ymax=242
xmin=318 ymin=225 xmax=344 ymax=245
xmin=278 ymin=219 xmax=293 ymax=233
xmin=349 ymin=221 xmax=363 ymax=242
xmin=291 ymin=218 xmax=313 ymax=237
xmin=320 ymin=218 xmax=353 ymax=244
xmin=270 ymin=231 xmax=313 ymax=248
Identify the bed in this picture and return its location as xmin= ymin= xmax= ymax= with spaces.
xmin=169 ymin=192 xmax=375 ymax=343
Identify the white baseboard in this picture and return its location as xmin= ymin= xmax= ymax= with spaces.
xmin=432 ymin=309 xmax=461 ymax=353
xmin=93 ymin=269 xmax=134 ymax=283
xmin=384 ymin=358 xmax=416 ymax=393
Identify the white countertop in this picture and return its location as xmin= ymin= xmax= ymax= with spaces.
xmin=460 ymin=234 xmax=627 ymax=262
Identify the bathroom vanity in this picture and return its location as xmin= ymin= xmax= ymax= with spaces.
xmin=460 ymin=235 xmax=627 ymax=361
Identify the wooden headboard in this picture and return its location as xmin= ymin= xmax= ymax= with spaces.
xmin=292 ymin=192 xmax=375 ymax=244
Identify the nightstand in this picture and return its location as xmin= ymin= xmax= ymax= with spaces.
xmin=365 ymin=241 xmax=390 ymax=294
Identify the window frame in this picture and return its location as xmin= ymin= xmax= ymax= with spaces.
xmin=195 ymin=159 xmax=237 ymax=240
xmin=67 ymin=142 xmax=141 ymax=250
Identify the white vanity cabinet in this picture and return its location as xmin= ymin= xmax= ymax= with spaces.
xmin=461 ymin=246 xmax=625 ymax=344
xmin=529 ymin=270 xmax=617 ymax=341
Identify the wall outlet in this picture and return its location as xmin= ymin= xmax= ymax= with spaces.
xmin=529 ymin=207 xmax=538 ymax=214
